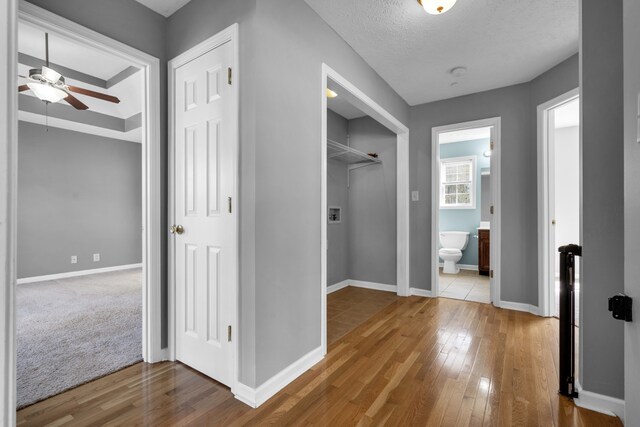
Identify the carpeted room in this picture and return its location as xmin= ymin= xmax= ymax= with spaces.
xmin=15 ymin=24 xmax=146 ymax=408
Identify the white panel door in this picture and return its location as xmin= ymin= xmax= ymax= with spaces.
xmin=174 ymin=41 xmax=235 ymax=386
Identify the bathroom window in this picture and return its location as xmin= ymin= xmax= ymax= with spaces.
xmin=440 ymin=156 xmax=476 ymax=209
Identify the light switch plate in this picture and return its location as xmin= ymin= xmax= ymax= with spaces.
xmin=411 ymin=191 xmax=419 ymax=202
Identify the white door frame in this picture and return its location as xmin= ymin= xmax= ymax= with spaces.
xmin=167 ymin=24 xmax=240 ymax=392
xmin=321 ymin=63 xmax=410 ymax=355
xmin=1 ymin=0 xmax=18 ymax=423
xmin=431 ymin=117 xmax=502 ymax=304
xmin=1 ymin=1 xmax=164 ymax=421
xmin=537 ymin=88 xmax=580 ymax=317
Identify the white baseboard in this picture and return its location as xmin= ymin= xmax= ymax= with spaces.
xmin=17 ymin=263 xmax=143 ymax=284
xmin=327 ymin=280 xmax=350 ymax=294
xmin=498 ymin=300 xmax=540 ymax=316
xmin=327 ymin=279 xmax=397 ymax=294
xmin=410 ymin=288 xmax=432 ymax=297
xmin=349 ymin=280 xmax=397 ymax=293
xmin=575 ymin=381 xmax=625 ymax=422
xmin=234 ymin=346 xmax=323 ymax=408
xmin=438 ymin=262 xmax=478 ymax=271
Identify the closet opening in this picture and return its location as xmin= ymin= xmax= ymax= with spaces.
xmin=320 ymin=65 xmax=410 ymax=355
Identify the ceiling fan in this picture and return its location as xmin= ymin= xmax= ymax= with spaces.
xmin=18 ymin=33 xmax=120 ymax=110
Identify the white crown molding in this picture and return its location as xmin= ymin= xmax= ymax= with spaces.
xmin=17 ymin=263 xmax=142 ymax=284
xmin=234 ymin=347 xmax=323 ymax=408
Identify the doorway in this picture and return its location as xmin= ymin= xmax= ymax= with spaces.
xmin=2 ymin=2 xmax=162 ymax=417
xmin=431 ymin=118 xmax=502 ymax=304
xmin=321 ymin=64 xmax=410 ymax=355
xmin=537 ymin=88 xmax=580 ymax=318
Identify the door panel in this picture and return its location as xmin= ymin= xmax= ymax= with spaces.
xmin=174 ymin=40 xmax=235 ymax=387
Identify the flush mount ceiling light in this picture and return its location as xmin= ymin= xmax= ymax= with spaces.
xmin=326 ymin=88 xmax=338 ymax=98
xmin=418 ymin=0 xmax=457 ymax=14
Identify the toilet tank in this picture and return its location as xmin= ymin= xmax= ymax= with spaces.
xmin=439 ymin=231 xmax=470 ymax=250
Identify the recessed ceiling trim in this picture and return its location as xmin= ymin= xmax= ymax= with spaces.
xmin=19 ymin=52 xmax=107 ymax=88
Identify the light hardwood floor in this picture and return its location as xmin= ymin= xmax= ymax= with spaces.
xmin=17 ymin=291 xmax=621 ymax=426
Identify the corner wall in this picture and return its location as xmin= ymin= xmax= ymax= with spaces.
xmin=409 ymin=54 xmax=579 ymax=307
xmin=580 ymin=0 xmax=624 ymax=400
xmin=624 ymin=0 xmax=640 ymax=422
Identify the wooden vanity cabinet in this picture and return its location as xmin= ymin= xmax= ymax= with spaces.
xmin=478 ymin=229 xmax=490 ymax=276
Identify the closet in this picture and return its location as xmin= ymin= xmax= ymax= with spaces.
xmin=325 ymin=108 xmax=397 ymax=291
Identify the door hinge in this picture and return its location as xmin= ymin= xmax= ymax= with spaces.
xmin=490 ymin=270 xmax=494 ymax=278
xmin=228 ymin=325 xmax=232 ymax=342
xmin=490 ymin=205 xmax=494 ymax=214
xmin=490 ymin=141 xmax=494 ymax=150
xmin=228 ymin=67 xmax=232 ymax=85
xmin=228 ymin=196 xmax=232 ymax=213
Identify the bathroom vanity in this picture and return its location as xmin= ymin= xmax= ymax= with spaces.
xmin=478 ymin=223 xmax=490 ymax=276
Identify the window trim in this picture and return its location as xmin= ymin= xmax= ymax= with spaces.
xmin=439 ymin=155 xmax=477 ymax=209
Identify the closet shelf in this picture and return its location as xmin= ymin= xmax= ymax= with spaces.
xmin=327 ymin=139 xmax=381 ymax=167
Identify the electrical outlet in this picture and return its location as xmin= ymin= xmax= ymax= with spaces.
xmin=93 ymin=253 xmax=100 ymax=262
xmin=71 ymin=256 xmax=78 ymax=264
xmin=411 ymin=191 xmax=420 ymax=202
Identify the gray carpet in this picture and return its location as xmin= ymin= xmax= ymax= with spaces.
xmin=16 ymin=268 xmax=142 ymax=408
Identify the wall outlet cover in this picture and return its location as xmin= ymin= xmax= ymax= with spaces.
xmin=411 ymin=191 xmax=419 ymax=202
xmin=93 ymin=253 xmax=100 ymax=262
xmin=71 ymin=256 xmax=78 ymax=264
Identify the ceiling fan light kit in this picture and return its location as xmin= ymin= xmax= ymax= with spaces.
xmin=418 ymin=0 xmax=457 ymax=14
xmin=18 ymin=32 xmax=120 ymax=110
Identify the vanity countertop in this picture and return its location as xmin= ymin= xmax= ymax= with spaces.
xmin=477 ymin=221 xmax=490 ymax=230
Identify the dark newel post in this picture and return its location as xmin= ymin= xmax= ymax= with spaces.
xmin=558 ymin=244 xmax=581 ymax=398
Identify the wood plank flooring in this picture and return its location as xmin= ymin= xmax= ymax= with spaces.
xmin=17 ymin=291 xmax=621 ymax=426
xmin=327 ymin=286 xmax=400 ymax=345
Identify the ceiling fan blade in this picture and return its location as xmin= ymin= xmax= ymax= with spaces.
xmin=66 ymin=85 xmax=120 ymax=104
xmin=18 ymin=84 xmax=29 ymax=92
xmin=64 ymin=93 xmax=89 ymax=110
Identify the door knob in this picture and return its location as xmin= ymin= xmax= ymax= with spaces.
xmin=552 ymin=219 xmax=557 ymax=225
xmin=170 ymin=225 xmax=184 ymax=235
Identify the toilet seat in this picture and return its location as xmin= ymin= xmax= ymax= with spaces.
xmin=439 ymin=248 xmax=462 ymax=256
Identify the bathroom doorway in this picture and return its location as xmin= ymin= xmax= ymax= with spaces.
xmin=431 ymin=118 xmax=501 ymax=304
xmin=537 ymin=89 xmax=580 ymax=318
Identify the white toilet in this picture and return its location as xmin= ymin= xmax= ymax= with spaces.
xmin=439 ymin=231 xmax=470 ymax=274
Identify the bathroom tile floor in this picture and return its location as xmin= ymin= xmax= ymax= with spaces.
xmin=439 ymin=268 xmax=491 ymax=303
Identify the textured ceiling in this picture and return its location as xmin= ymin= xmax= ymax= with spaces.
xmin=134 ymin=0 xmax=192 ymax=17
xmin=305 ymin=0 xmax=579 ymax=106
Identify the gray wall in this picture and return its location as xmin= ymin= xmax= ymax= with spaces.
xmin=581 ymin=0 xmax=625 ymax=400
xmin=409 ymin=54 xmax=578 ymax=305
xmin=169 ymin=0 xmax=410 ymax=387
xmin=25 ymin=0 xmax=169 ymax=344
xmin=327 ymin=110 xmax=349 ymax=285
xmin=624 ymin=0 xmax=640 ymax=421
xmin=17 ymin=122 xmax=142 ymax=278
xmin=348 ymin=116 xmax=397 ymax=285
xmin=480 ymin=174 xmax=491 ymax=222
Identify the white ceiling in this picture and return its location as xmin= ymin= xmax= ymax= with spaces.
xmin=134 ymin=0 xmax=192 ymax=17
xmin=327 ymin=80 xmax=367 ymax=120
xmin=18 ymin=22 xmax=143 ymax=141
xmin=305 ymin=0 xmax=579 ymax=106
xmin=439 ymin=127 xmax=491 ymax=144
xmin=19 ymin=23 xmax=132 ymax=80
xmin=554 ymin=97 xmax=579 ymax=128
